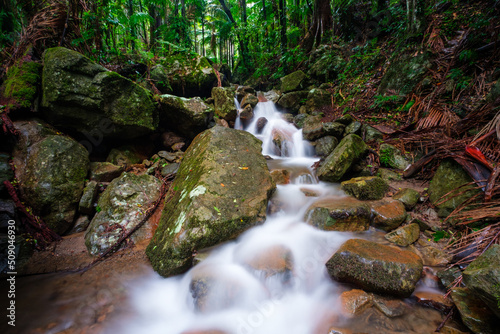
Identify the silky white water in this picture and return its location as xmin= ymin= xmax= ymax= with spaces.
xmin=110 ymin=101 xmax=445 ymax=334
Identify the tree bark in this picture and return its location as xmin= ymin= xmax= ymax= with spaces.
xmin=300 ymin=0 xmax=332 ymax=51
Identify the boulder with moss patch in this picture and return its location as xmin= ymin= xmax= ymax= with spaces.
xmin=157 ymin=94 xmax=213 ymax=140
xmin=378 ymin=53 xmax=431 ymax=96
xmin=379 ymin=143 xmax=411 ymax=170
xmin=146 ymin=126 xmax=275 ymax=277
xmin=41 ymin=47 xmax=157 ymax=139
xmin=327 ymin=238 xmax=423 ymax=297
xmin=280 ymin=70 xmax=307 ymax=93
xmin=341 ymin=176 xmax=388 ymax=200
xmin=317 ymin=134 xmax=368 ymax=182
xmin=1 ymin=56 xmax=42 ymax=110
xmin=212 ymin=87 xmax=237 ymax=122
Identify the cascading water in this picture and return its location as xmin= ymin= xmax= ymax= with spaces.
xmin=111 ymin=100 xmax=447 ymax=334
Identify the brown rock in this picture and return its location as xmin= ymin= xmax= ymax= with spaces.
xmin=370 ymin=199 xmax=407 ymax=231
xmin=270 ymin=169 xmax=291 ymax=185
xmin=339 ymin=289 xmax=373 ymax=316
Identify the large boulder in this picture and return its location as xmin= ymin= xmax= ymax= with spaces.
xmin=280 ymin=70 xmax=307 ymax=93
xmin=146 ymin=126 xmax=275 ymax=277
xmin=276 ymin=90 xmax=309 ymax=114
xmin=157 ymin=94 xmax=213 ymax=140
xmin=212 ymin=87 xmax=237 ymax=122
xmin=13 ymin=120 xmax=89 ymax=234
xmin=326 ymin=239 xmax=423 ymax=297
xmin=151 ymin=55 xmax=217 ymax=98
xmin=377 ymin=53 xmax=431 ymax=96
xmin=85 ymin=173 xmax=162 ymax=255
xmin=41 ymin=47 xmax=157 ymax=139
xmin=462 ymin=244 xmax=500 ymax=318
xmin=370 ymin=199 xmax=407 ymax=231
xmin=316 ymin=134 xmax=368 ymax=182
xmin=428 ymin=159 xmax=481 ymax=217
xmin=341 ymin=176 xmax=388 ymax=200
xmin=450 ymin=288 xmax=500 ymax=334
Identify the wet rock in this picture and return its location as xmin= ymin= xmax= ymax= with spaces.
xmin=305 ymin=196 xmax=371 ymax=232
xmin=371 ymin=294 xmax=407 ymax=318
xmin=280 ymin=70 xmax=307 ymax=93
xmin=335 ymin=114 xmax=355 ymax=125
xmin=361 ymin=124 xmax=384 ymax=142
xmin=462 ymin=244 xmax=500 ymax=317
xmin=339 ymin=289 xmax=373 ymax=316
xmin=241 ymin=94 xmax=259 ymax=108
xmin=89 ymin=162 xmax=124 ymax=182
xmin=450 ymin=287 xmax=500 ymax=334
xmin=147 ymin=126 xmax=275 ymax=277
xmin=384 ymin=223 xmax=420 ymax=246
xmin=293 ymin=113 xmax=308 ymax=128
xmin=256 ymin=117 xmax=268 ymax=134
xmin=243 ymin=244 xmax=293 ymax=281
xmin=438 ymin=267 xmax=462 ymax=290
xmin=323 ymin=122 xmax=345 ymax=139
xmin=413 ymin=291 xmax=453 ymax=312
xmin=408 ymin=238 xmax=452 ymax=266
xmin=281 ymin=113 xmax=295 ymax=123
xmin=429 ymin=159 xmax=481 ymax=217
xmin=158 ymin=94 xmax=213 ymax=140
xmin=369 ymin=199 xmax=407 ymax=232
xmin=270 ymin=169 xmax=291 ymax=185
xmin=302 ymin=115 xmax=324 ymax=141
xmin=151 ymin=55 xmax=217 ymax=98
xmin=262 ymin=90 xmax=280 ymax=103
xmin=317 ymin=134 xmax=368 ymax=183
xmin=212 ymin=87 xmax=237 ymax=122
xmin=239 ymin=105 xmax=254 ymax=125
xmin=378 ymin=53 xmax=431 ymax=96
xmin=303 ymin=88 xmax=331 ymax=114
xmin=272 ymin=128 xmax=294 ymax=156
xmin=158 ymin=150 xmax=181 ymax=162
xmin=276 ymin=90 xmax=309 ymax=114
xmin=326 ymin=327 xmax=353 ymax=334
xmin=69 ymin=215 xmax=91 ymax=234
xmin=393 ymin=188 xmax=420 ymax=210
xmin=379 ymin=143 xmax=411 ymax=170
xmin=236 ymin=85 xmax=256 ymax=102
xmin=161 ymin=162 xmax=180 ymax=176
xmin=85 ymin=172 xmax=162 ymax=255
xmin=0 ymin=153 xmax=13 ymax=193
xmin=106 ymin=145 xmax=146 ymax=167
xmin=0 ymin=56 xmax=41 ymax=110
xmin=341 ymin=176 xmax=388 ymax=200
xmin=345 ymin=121 xmax=362 ymax=136
xmin=41 ymin=47 xmax=157 ymax=139
xmin=327 ymin=239 xmax=423 ymax=297
xmin=12 ymin=122 xmax=89 ymax=234
xmin=79 ymin=181 xmax=98 ymax=215
xmin=314 ymin=136 xmax=338 ymax=157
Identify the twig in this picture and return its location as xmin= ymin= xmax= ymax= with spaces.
xmin=435 ymin=307 xmax=455 ymax=332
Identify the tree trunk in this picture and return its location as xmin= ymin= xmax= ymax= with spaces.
xmin=202 ymin=18 xmax=205 ymax=56
xmin=300 ymin=0 xmax=332 ymax=51
xmin=128 ymin=0 xmax=136 ymax=51
xmin=279 ymin=0 xmax=287 ymax=53
xmin=406 ymin=0 xmax=425 ymax=34
xmin=218 ymin=0 xmax=249 ymax=66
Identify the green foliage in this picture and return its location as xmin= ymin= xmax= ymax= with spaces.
xmin=432 ymin=230 xmax=451 ymax=242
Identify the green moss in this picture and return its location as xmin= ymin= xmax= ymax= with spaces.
xmin=2 ymin=59 xmax=42 ymax=109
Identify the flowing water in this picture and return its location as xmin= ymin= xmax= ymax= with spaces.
xmin=7 ymin=101 xmax=452 ymax=334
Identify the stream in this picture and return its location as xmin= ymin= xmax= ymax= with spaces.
xmin=5 ymin=101 xmax=452 ymax=334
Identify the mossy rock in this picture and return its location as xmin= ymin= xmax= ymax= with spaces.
xmin=16 ymin=133 xmax=89 ymax=234
xmin=157 ymin=94 xmax=213 ymax=140
xmin=384 ymin=223 xmax=420 ymax=247
xmin=326 ymin=238 xmax=423 ymax=297
xmin=85 ymin=173 xmax=162 ymax=255
xmin=379 ymin=143 xmax=411 ymax=170
xmin=341 ymin=176 xmax=388 ymax=200
xmin=106 ymin=145 xmax=146 ymax=167
xmin=212 ymin=87 xmax=237 ymax=122
xmin=276 ymin=90 xmax=309 ymax=114
xmin=302 ymin=88 xmax=331 ymax=114
xmin=378 ymin=53 xmax=431 ymax=96
xmin=428 ymin=159 xmax=481 ymax=217
xmin=1 ymin=57 xmax=42 ymax=110
xmin=370 ymin=199 xmax=407 ymax=232
xmin=302 ymin=115 xmax=324 ymax=141
xmin=280 ymin=70 xmax=307 ymax=93
xmin=462 ymin=245 xmax=500 ymax=318
xmin=41 ymin=47 xmax=157 ymax=139
xmin=393 ymin=188 xmax=420 ymax=210
xmin=450 ymin=288 xmax=500 ymax=334
xmin=314 ymin=136 xmax=338 ymax=157
xmin=146 ymin=126 xmax=275 ymax=277
xmin=323 ymin=122 xmax=345 ymax=139
xmin=316 ymin=134 xmax=368 ymax=182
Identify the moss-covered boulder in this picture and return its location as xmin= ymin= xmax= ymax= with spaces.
xmin=41 ymin=47 xmax=157 ymax=139
xmin=428 ymin=159 xmax=481 ymax=217
xmin=379 ymin=143 xmax=411 ymax=170
xmin=302 ymin=88 xmax=331 ymax=114
xmin=146 ymin=126 xmax=275 ymax=277
xmin=280 ymin=70 xmax=307 ymax=93
xmin=153 ymin=55 xmax=217 ymax=98
xmin=89 ymin=162 xmax=123 ymax=182
xmin=462 ymin=244 xmax=500 ymax=318
xmin=308 ymin=46 xmax=345 ymax=82
xmin=341 ymin=176 xmax=388 ymax=200
xmin=276 ymin=90 xmax=309 ymax=114
xmin=370 ymin=199 xmax=407 ymax=232
xmin=85 ymin=173 xmax=162 ymax=255
xmin=157 ymin=94 xmax=213 ymax=140
xmin=317 ymin=134 xmax=368 ymax=182
xmin=212 ymin=87 xmax=237 ymax=122
xmin=314 ymin=136 xmax=338 ymax=157
xmin=323 ymin=122 xmax=345 ymax=139
xmin=0 ymin=56 xmax=42 ymax=110
xmin=13 ymin=120 xmax=89 ymax=234
xmin=378 ymin=53 xmax=431 ymax=96
xmin=302 ymin=115 xmax=324 ymax=141
xmin=384 ymin=223 xmax=420 ymax=246
xmin=106 ymin=145 xmax=147 ymax=167
xmin=305 ymin=196 xmax=371 ymax=232
xmin=326 ymin=239 xmax=423 ymax=297
xmin=393 ymin=188 xmax=420 ymax=210
xmin=450 ymin=288 xmax=500 ymax=334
